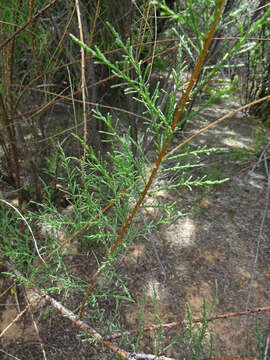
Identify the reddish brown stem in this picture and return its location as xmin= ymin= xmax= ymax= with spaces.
xmin=106 ymin=305 xmax=270 ymax=341
xmin=78 ymin=0 xmax=226 ymax=319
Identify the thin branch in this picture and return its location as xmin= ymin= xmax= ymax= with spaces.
xmin=0 ymin=94 xmax=22 ymax=205
xmin=3 ymin=262 xmax=135 ymax=360
xmin=0 ymin=0 xmax=59 ymax=51
xmin=88 ymin=0 xmax=100 ymax=48
xmin=105 ymin=305 xmax=270 ymax=341
xmin=0 ymin=301 xmax=32 ymax=337
xmin=167 ymin=95 xmax=270 ymax=158
xmin=43 ymin=294 xmax=136 ymax=359
xmin=0 ymin=283 xmax=16 ymax=300
xmin=29 ymin=0 xmax=42 ymax=73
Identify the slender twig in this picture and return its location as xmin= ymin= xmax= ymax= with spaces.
xmin=67 ymin=65 xmax=78 ymax=136
xmin=13 ymin=285 xmax=20 ymax=314
xmin=0 ymin=0 xmax=59 ymax=51
xmin=7 ymin=1 xmax=22 ymax=115
xmin=0 ymin=349 xmax=21 ymax=360
xmin=0 ymin=301 xmax=32 ymax=337
xmin=252 ymin=141 xmax=270 ymax=172
xmin=167 ymin=95 xmax=270 ymax=158
xmin=46 ymin=0 xmax=75 ymax=73
xmin=105 ymin=305 xmax=270 ymax=341
xmin=135 ymin=0 xmax=153 ymax=64
xmin=88 ymin=0 xmax=100 ymax=49
xmin=0 ymin=283 xmax=16 ymax=300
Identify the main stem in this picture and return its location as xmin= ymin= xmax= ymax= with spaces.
xmin=78 ymin=0 xmax=226 ymax=319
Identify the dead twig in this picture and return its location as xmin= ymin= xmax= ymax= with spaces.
xmin=2 ymin=262 xmax=135 ymax=360
xmin=131 ymin=354 xmax=176 ymax=360
xmin=43 ymin=293 xmax=135 ymax=359
xmin=0 ymin=348 xmax=21 ymax=360
xmin=0 ymin=301 xmax=32 ymax=337
xmin=24 ymin=289 xmax=47 ymax=360
xmin=105 ymin=305 xmax=270 ymax=341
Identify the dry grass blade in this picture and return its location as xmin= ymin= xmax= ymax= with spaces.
xmin=0 ymin=199 xmax=46 ymax=264
xmin=75 ymin=0 xmax=87 ymax=169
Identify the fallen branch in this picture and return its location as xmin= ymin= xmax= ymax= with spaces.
xmin=43 ymin=293 xmax=136 ymax=359
xmin=2 ymin=263 xmax=134 ymax=360
xmin=131 ymin=354 xmax=176 ymax=360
